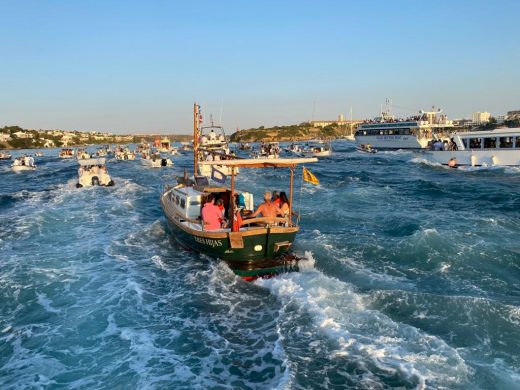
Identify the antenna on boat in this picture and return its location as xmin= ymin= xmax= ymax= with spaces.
xmin=193 ymin=103 xmax=200 ymax=175
xmin=219 ymin=97 xmax=224 ymax=125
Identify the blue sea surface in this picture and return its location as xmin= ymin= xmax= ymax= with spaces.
xmin=1 ymin=142 xmax=519 ymax=389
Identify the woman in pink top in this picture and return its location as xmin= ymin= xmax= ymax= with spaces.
xmin=202 ymin=195 xmax=223 ymax=230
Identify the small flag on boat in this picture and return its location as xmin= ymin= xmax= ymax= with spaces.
xmin=302 ymin=166 xmax=319 ymax=185
xmin=211 ymin=166 xmax=227 ymax=183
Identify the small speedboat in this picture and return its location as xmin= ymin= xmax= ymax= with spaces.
xmin=34 ymin=152 xmax=44 ymax=157
xmin=251 ymin=142 xmax=281 ymax=159
xmin=77 ymin=149 xmax=92 ymax=160
xmin=301 ymin=144 xmax=332 ymax=157
xmin=76 ymin=158 xmax=114 ymax=187
xmin=0 ymin=152 xmax=12 ymax=160
xmin=115 ymin=147 xmax=136 ymax=160
xmin=11 ymin=156 xmax=36 ymax=172
xmin=59 ymin=148 xmax=75 ymax=158
xmin=140 ymin=153 xmax=173 ymax=168
xmin=356 ymin=144 xmax=377 ymax=154
xmin=284 ymin=143 xmax=303 ymax=155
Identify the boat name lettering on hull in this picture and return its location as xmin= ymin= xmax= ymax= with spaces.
xmin=194 ymin=236 xmax=223 ymax=247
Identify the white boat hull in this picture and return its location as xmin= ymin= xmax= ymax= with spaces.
xmin=302 ymin=150 xmax=331 ymax=157
xmin=12 ymin=165 xmax=36 ymax=171
xmin=355 ymin=135 xmax=429 ymax=149
xmin=115 ymin=154 xmax=136 ymax=161
xmin=423 ymin=150 xmax=520 ymax=167
xmin=141 ymin=158 xmax=173 ymax=168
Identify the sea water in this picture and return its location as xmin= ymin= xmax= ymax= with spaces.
xmin=0 ymin=141 xmax=519 ymax=389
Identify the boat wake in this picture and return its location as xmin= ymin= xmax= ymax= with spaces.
xmin=257 ymin=252 xmax=472 ymax=389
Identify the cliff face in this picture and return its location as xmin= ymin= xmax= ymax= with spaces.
xmin=230 ymin=124 xmax=355 ymax=142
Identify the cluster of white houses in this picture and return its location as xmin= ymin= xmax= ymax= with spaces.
xmin=0 ymin=128 xmax=133 ymax=148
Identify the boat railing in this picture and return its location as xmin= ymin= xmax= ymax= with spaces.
xmin=241 ymin=217 xmax=290 ymax=227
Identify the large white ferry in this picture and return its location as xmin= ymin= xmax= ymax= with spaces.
xmin=355 ymin=105 xmax=453 ymax=150
xmin=423 ymin=127 xmax=520 ymax=167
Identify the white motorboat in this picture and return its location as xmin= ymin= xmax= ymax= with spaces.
xmin=77 ymin=158 xmax=114 ymax=187
xmin=140 ymin=152 xmax=173 ymax=168
xmin=301 ymin=143 xmax=332 ymax=157
xmin=356 ymin=144 xmax=377 ymax=153
xmin=251 ymin=142 xmax=280 ymax=159
xmin=0 ymin=152 xmax=12 ymax=160
xmin=422 ymin=127 xmax=520 ymax=167
xmin=11 ymin=156 xmax=36 ymax=171
xmin=195 ymin=115 xmax=239 ymax=177
xmin=284 ymin=143 xmax=303 ymax=155
xmin=76 ymin=148 xmax=91 ymax=160
xmin=59 ymin=148 xmax=75 ymax=158
xmin=115 ymin=147 xmax=136 ymax=160
xmin=96 ymin=147 xmax=108 ymax=157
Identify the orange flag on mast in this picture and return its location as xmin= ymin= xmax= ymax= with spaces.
xmin=302 ymin=166 xmax=319 ymax=185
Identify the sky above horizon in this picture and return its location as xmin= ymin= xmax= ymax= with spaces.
xmin=1 ymin=0 xmax=519 ymax=134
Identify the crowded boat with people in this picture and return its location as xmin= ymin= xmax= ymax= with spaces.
xmin=115 ymin=146 xmax=136 ymax=160
xmin=301 ymin=142 xmax=332 ymax=157
xmin=140 ymin=152 xmax=174 ymax=168
xmin=250 ymin=142 xmax=281 ymax=159
xmin=355 ymin=101 xmax=453 ymax=150
xmin=11 ymin=155 xmax=36 ymax=171
xmin=59 ymin=148 xmax=75 ymax=158
xmin=422 ymin=127 xmax=520 ymax=167
xmin=285 ymin=143 xmax=303 ymax=155
xmin=76 ymin=148 xmax=91 ymax=160
xmin=76 ymin=158 xmax=115 ymax=187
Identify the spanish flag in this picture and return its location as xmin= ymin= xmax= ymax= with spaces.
xmin=302 ymin=166 xmax=319 ymax=185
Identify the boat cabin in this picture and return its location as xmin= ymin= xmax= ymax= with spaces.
xmin=452 ymin=128 xmax=520 ymax=150
xmin=169 ymin=176 xmax=253 ymax=230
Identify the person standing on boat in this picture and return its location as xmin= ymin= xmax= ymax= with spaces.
xmin=202 ymin=194 xmax=223 ymax=230
xmin=249 ymin=191 xmax=283 ymax=219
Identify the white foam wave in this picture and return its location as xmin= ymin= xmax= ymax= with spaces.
xmin=37 ymin=292 xmax=61 ymax=313
xmin=257 ymin=262 xmax=471 ymax=388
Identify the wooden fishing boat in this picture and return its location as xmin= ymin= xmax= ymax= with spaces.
xmin=161 ymin=104 xmax=318 ymax=280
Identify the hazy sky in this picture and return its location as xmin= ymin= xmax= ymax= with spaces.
xmin=1 ymin=0 xmax=519 ymax=134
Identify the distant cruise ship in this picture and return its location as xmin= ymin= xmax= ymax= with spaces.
xmin=355 ymin=106 xmax=454 ymax=150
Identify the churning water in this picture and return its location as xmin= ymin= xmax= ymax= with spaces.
xmin=1 ymin=141 xmax=519 ymax=389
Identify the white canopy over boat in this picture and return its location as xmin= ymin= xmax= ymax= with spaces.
xmin=78 ymin=158 xmax=106 ymax=167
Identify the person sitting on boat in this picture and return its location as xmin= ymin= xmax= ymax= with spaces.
xmin=272 ymin=191 xmax=281 ymax=206
xmin=202 ymin=194 xmax=223 ymax=230
xmin=248 ymin=191 xmax=283 ymax=220
xmin=216 ymin=198 xmax=225 ymax=216
xmin=279 ymin=191 xmax=290 ymax=217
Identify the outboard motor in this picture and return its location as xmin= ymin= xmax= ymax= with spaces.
xmin=91 ymin=176 xmax=100 ymax=186
xmin=161 ymin=158 xmax=167 ymax=167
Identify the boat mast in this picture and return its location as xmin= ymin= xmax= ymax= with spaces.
xmin=230 ymin=167 xmax=235 ymax=227
xmin=193 ymin=103 xmax=199 ymax=175
xmin=289 ymin=165 xmax=294 ymax=224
